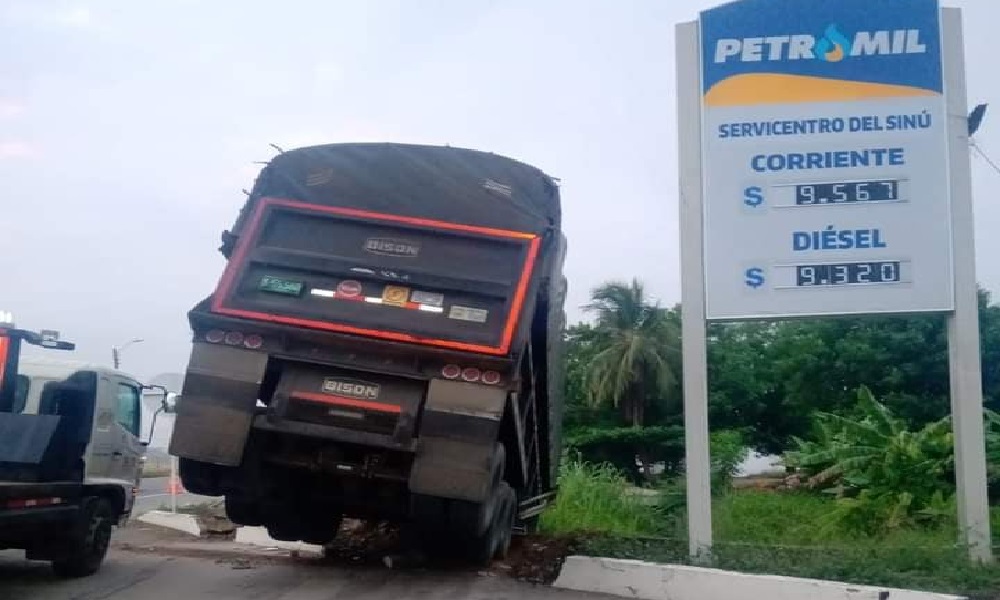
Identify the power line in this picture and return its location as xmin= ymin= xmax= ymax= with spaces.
xmin=971 ymin=140 xmax=1000 ymax=178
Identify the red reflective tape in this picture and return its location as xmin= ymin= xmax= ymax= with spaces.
xmin=292 ymin=391 xmax=402 ymax=414
xmin=211 ymin=197 xmax=539 ymax=356
xmin=6 ymin=497 xmax=63 ymax=509
xmin=0 ymin=336 xmax=9 ymax=384
xmin=503 ymin=236 xmax=541 ymax=353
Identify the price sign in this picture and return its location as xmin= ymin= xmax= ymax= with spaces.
xmin=698 ymin=0 xmax=953 ymax=320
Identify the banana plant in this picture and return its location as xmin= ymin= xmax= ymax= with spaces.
xmin=784 ymin=386 xmax=956 ymax=535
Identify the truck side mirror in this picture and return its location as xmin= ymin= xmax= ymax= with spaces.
xmin=140 ymin=384 xmax=174 ymax=445
xmin=162 ymin=393 xmax=179 ymax=414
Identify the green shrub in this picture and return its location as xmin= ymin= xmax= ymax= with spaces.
xmin=710 ymin=429 xmax=750 ymax=490
xmin=539 ymin=459 xmax=664 ymax=536
xmin=564 ymin=425 xmax=685 ymax=484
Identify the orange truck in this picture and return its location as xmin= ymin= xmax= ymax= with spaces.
xmin=169 ymin=143 xmax=568 ymax=563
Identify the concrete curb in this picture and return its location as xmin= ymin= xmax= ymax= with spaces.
xmin=136 ymin=510 xmax=201 ymax=537
xmin=233 ymin=527 xmax=324 ymax=555
xmin=552 ymin=556 xmax=966 ymax=600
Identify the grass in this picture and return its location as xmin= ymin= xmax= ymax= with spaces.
xmin=538 ymin=461 xmax=666 ymax=536
xmin=539 ymin=462 xmax=1000 ymax=598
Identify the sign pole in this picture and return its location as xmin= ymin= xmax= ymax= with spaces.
xmin=942 ymin=7 xmax=992 ymax=563
xmin=677 ymin=19 xmax=714 ymax=561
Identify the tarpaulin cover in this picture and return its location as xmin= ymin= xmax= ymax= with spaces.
xmin=229 ymin=142 xmax=561 ymax=238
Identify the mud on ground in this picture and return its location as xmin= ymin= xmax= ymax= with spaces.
xmin=318 ymin=519 xmax=581 ymax=584
xmin=132 ymin=504 xmax=580 ymax=585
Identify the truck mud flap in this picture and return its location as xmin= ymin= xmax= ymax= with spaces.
xmin=408 ymin=379 xmax=507 ymax=503
xmin=169 ymin=343 xmax=267 ymax=466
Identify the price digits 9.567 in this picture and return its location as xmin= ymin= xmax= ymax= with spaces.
xmin=795 ymin=180 xmax=898 ymax=205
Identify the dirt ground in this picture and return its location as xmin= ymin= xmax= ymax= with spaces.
xmin=319 ymin=519 xmax=580 ymax=584
xmin=146 ymin=502 xmax=580 ymax=585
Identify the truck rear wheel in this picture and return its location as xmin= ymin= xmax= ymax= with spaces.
xmin=178 ymin=458 xmax=223 ymax=496
xmin=466 ymin=481 xmax=516 ymax=566
xmin=412 ymin=441 xmax=517 ymax=566
xmin=224 ymin=495 xmax=263 ymax=526
xmin=263 ymin=502 xmax=343 ymax=546
xmin=51 ymin=496 xmax=114 ymax=578
xmin=449 ymin=443 xmax=505 ymax=536
xmin=494 ymin=482 xmax=516 ymax=559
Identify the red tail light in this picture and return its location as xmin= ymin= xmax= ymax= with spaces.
xmin=205 ymin=330 xmax=265 ymax=350
xmin=439 ymin=364 xmax=504 ymax=386
xmin=481 ymin=371 xmax=501 ymax=385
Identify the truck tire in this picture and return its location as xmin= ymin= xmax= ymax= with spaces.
xmin=224 ymin=495 xmax=263 ymax=526
xmin=178 ymin=458 xmax=222 ymax=496
xmin=266 ymin=519 xmax=341 ymax=545
xmin=264 ymin=504 xmax=342 ymax=545
xmin=467 ymin=481 xmax=516 ymax=566
xmin=450 ymin=443 xmax=505 ymax=536
xmin=494 ymin=482 xmax=516 ymax=559
xmin=51 ymin=496 xmax=114 ymax=578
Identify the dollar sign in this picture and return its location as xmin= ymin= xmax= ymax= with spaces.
xmin=744 ymin=267 xmax=765 ymax=289
xmin=743 ymin=186 xmax=764 ymax=208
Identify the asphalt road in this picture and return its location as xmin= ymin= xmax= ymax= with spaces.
xmin=0 ymin=523 xmax=609 ymax=600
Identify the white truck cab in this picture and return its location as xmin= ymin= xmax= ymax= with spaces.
xmin=0 ymin=325 xmax=171 ymax=578
xmin=15 ymin=358 xmax=148 ymax=513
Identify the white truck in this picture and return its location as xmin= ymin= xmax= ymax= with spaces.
xmin=0 ymin=324 xmax=170 ymax=577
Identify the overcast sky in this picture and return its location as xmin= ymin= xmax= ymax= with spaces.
xmin=2 ymin=0 xmax=999 ymax=382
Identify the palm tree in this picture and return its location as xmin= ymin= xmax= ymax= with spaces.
xmin=583 ymin=278 xmax=680 ymax=428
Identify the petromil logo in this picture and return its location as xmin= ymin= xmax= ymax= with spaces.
xmin=813 ymin=24 xmax=853 ymax=62
xmin=713 ymin=25 xmax=928 ymax=64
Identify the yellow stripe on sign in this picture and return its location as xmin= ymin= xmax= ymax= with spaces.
xmin=704 ymin=73 xmax=939 ymax=107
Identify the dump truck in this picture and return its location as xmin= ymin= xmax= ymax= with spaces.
xmin=168 ymin=142 xmax=567 ymax=562
xmin=0 ymin=323 xmax=170 ymax=576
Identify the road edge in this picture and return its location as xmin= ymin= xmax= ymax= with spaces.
xmin=137 ymin=510 xmax=201 ymax=537
xmin=551 ymin=555 xmax=967 ymax=600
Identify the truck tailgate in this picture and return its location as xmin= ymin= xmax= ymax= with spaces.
xmin=269 ymin=363 xmax=424 ymax=440
xmin=210 ymin=197 xmax=541 ymax=355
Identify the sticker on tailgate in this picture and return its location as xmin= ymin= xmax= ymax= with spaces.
xmin=411 ymin=290 xmax=444 ymax=307
xmin=448 ymin=305 xmax=489 ymax=323
xmin=258 ymin=275 xmax=304 ymax=296
xmin=382 ymin=285 xmax=410 ymax=306
xmin=336 ymin=280 xmax=363 ymax=299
